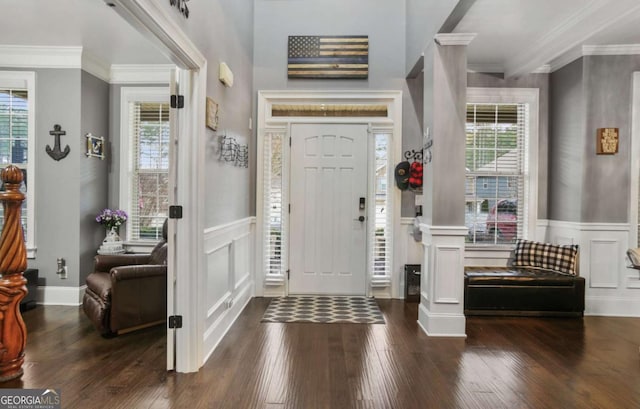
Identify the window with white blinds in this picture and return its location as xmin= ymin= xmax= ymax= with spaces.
xmin=129 ymin=102 xmax=170 ymax=240
xmin=465 ymin=102 xmax=528 ymax=245
xmin=0 ymin=72 xmax=35 ymax=256
xmin=263 ymin=130 xmax=286 ymax=277
xmin=372 ymin=133 xmax=392 ymax=277
xmin=119 ymin=87 xmax=170 ymax=244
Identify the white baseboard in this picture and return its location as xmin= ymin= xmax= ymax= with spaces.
xmin=585 ymin=296 xmax=640 ymax=317
xmin=37 ymin=285 xmax=86 ymax=306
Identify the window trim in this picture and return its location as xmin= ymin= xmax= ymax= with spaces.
xmin=0 ymin=71 xmax=36 ymax=258
xmin=256 ymin=90 xmax=403 ymax=297
xmin=630 ymin=72 xmax=640 ymax=247
xmin=466 ymin=87 xmax=539 ymax=248
xmin=119 ymin=86 xmax=170 ymax=247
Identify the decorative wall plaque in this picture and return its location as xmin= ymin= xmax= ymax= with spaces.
xmin=287 ymin=35 xmax=368 ymax=79
xmin=46 ymin=124 xmax=70 ymax=161
xmin=85 ymin=133 xmax=105 ymax=160
xmin=206 ymin=97 xmax=219 ymax=131
xmin=597 ymin=128 xmax=619 ymax=154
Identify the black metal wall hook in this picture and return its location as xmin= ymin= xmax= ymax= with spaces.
xmin=403 ymin=149 xmax=423 ymax=162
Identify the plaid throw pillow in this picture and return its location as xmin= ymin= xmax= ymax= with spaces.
xmin=513 ymin=240 xmax=579 ymax=276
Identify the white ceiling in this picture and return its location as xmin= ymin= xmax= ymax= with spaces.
xmin=454 ymin=0 xmax=640 ymax=76
xmin=3 ymin=0 xmax=639 ymax=78
xmin=0 ymin=0 xmax=170 ymax=66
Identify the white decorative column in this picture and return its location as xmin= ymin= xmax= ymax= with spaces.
xmin=417 ymin=33 xmax=475 ymax=337
xmin=419 ymin=225 xmax=467 ymax=336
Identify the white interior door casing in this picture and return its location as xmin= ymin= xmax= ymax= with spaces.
xmin=289 ymin=124 xmax=368 ymax=295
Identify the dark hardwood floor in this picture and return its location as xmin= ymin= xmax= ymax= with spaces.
xmin=2 ymin=299 xmax=640 ymax=408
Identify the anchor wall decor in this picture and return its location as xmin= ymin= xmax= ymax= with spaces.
xmin=46 ymin=124 xmax=70 ymax=161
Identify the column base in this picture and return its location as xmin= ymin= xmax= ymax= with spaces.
xmin=418 ymin=303 xmax=466 ymax=337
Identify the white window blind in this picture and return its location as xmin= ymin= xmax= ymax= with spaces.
xmin=0 ymin=85 xmax=31 ymax=246
xmin=129 ymin=102 xmax=170 ymax=241
xmin=465 ymin=103 xmax=528 ymax=245
xmin=372 ymin=133 xmax=392 ymax=277
xmin=263 ymin=130 xmax=286 ymax=277
xmin=0 ymin=71 xmax=36 ymax=258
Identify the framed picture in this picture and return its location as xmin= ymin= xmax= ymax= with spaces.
xmin=206 ymin=97 xmax=219 ymax=131
xmin=85 ymin=133 xmax=105 ymax=160
xmin=596 ymin=128 xmax=619 ymax=154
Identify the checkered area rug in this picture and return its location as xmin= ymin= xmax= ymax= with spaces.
xmin=261 ymin=296 xmax=385 ymax=324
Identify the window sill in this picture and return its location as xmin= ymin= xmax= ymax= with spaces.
xmin=465 ymin=244 xmax=515 ymax=251
xmin=123 ymin=241 xmax=159 ymax=254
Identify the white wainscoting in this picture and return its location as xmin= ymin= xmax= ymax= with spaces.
xmin=545 ymin=220 xmax=640 ymax=317
xmin=202 ymin=217 xmax=255 ymax=363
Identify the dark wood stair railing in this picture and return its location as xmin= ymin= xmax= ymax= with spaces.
xmin=0 ymin=165 xmax=28 ymax=381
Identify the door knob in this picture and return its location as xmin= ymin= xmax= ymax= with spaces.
xmin=358 ymin=216 xmax=365 ymax=222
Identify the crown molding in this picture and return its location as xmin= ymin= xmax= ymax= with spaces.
xmin=434 ymin=33 xmax=476 ymax=46
xmin=0 ymin=45 xmax=82 ymax=68
xmin=504 ymin=0 xmax=640 ymax=77
xmin=547 ymin=43 xmax=640 ymax=74
xmin=110 ymin=64 xmax=173 ymax=84
xmin=583 ymin=44 xmax=640 ymax=56
xmin=81 ymin=53 xmax=111 ymax=83
xmin=467 ymin=63 xmax=504 ymax=73
xmin=548 ymin=45 xmax=584 ymax=73
xmin=531 ymin=64 xmax=551 ymax=74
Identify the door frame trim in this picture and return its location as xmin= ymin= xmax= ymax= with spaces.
xmin=108 ymin=0 xmax=207 ymax=373
xmin=256 ymin=90 xmax=403 ymax=298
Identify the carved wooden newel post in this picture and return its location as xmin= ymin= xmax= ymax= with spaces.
xmin=0 ymin=165 xmax=28 ymax=381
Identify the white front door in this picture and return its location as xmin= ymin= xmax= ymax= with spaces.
xmin=289 ymin=123 xmax=368 ymax=295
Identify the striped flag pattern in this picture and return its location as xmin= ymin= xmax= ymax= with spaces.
xmin=287 ymin=35 xmax=369 ymax=79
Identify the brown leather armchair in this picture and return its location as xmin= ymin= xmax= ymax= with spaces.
xmin=83 ymin=220 xmax=167 ymax=336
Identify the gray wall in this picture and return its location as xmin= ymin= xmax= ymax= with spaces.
xmin=30 ymin=68 xmax=82 ymax=287
xmin=468 ymin=72 xmax=550 ymax=219
xmin=549 ymin=55 xmax=640 ymax=223
xmin=405 ymin=0 xmax=458 ymax=75
xmin=160 ymin=1 xmax=255 ymax=227
xmin=581 ymin=55 xmax=640 ymax=222
xmin=549 ymin=59 xmax=585 ymax=222
xmin=1 ymin=68 xmax=109 ymax=288
xmin=0 ymin=68 xmax=83 ymax=287
xmin=80 ymin=71 xmax=109 ymax=284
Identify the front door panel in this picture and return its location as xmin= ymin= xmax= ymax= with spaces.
xmin=289 ymin=124 xmax=368 ymax=295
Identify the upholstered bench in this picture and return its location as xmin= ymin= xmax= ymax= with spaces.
xmin=464 ymin=240 xmax=585 ymax=317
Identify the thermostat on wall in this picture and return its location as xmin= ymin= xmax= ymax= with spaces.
xmin=219 ymin=62 xmax=234 ymax=87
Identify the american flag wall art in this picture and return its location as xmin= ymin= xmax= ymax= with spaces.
xmin=287 ymin=35 xmax=369 ymax=79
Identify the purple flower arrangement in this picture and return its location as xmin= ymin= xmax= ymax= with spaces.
xmin=95 ymin=209 xmax=128 ymax=230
